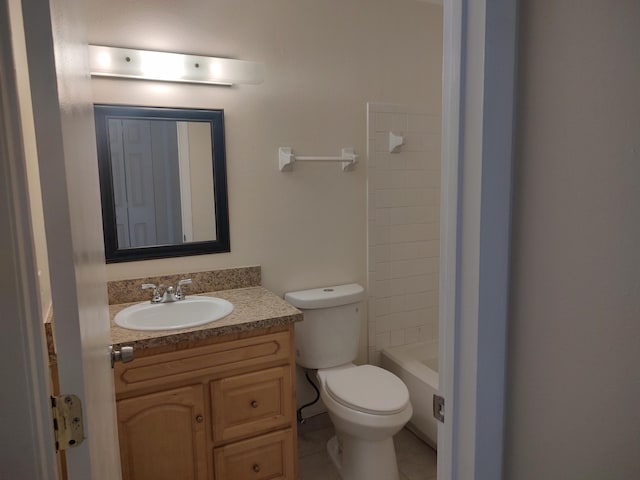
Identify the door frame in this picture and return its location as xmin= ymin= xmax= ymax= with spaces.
xmin=439 ymin=0 xmax=518 ymax=478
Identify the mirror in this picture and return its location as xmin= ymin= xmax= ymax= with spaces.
xmin=94 ymin=104 xmax=230 ymax=263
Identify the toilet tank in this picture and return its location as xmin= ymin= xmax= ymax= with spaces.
xmin=284 ymin=284 xmax=364 ymax=369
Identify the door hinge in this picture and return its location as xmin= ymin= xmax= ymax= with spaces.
xmin=51 ymin=395 xmax=85 ymax=451
xmin=433 ymin=394 xmax=445 ymax=423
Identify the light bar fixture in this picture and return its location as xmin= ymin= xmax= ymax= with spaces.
xmin=88 ymin=45 xmax=264 ymax=86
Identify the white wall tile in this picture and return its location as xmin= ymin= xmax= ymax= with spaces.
xmin=372 ymin=350 xmax=382 ymax=366
xmin=374 ymin=189 xmax=396 ymax=208
xmin=367 ymin=139 xmax=378 ymax=161
xmin=405 ymin=171 xmax=438 ymax=189
xmin=375 ymin=279 xmax=392 ymax=298
xmin=388 ymin=170 xmax=408 ymax=189
xmin=367 ymin=103 xmax=441 ymax=353
xmin=404 ymin=206 xmax=439 ymax=224
xmin=390 ymin=329 xmax=406 ymax=346
xmin=372 ymin=152 xmax=394 ymax=170
xmin=368 ymin=322 xmax=377 ymax=346
xmin=391 ymin=114 xmax=408 ymax=133
xmin=375 ymin=112 xmax=393 ymax=132
xmin=374 ymin=244 xmax=391 ymax=263
xmin=419 ymin=325 xmax=433 ymax=342
xmin=375 ymin=312 xmax=407 ymax=333
xmin=373 ymin=225 xmax=391 ymax=246
xmin=407 ymin=113 xmax=441 ymax=133
xmin=401 ymin=310 xmax=427 ymax=329
xmin=368 ymin=251 xmax=377 ymax=270
xmin=367 ymin=296 xmax=376 ymax=318
xmin=387 ymin=207 xmax=410 ymax=226
xmin=367 ymin=220 xmax=376 ymax=246
xmin=376 ymin=331 xmax=391 ymax=351
xmin=405 ymin=326 xmax=421 ymax=344
xmin=390 ymin=259 xmax=430 ymax=278
xmin=375 ymin=134 xmax=389 ymax=153
xmin=375 ymin=262 xmax=391 ymax=280
xmin=390 ymin=223 xmax=439 ymax=244
xmin=368 ymin=193 xmax=377 ymax=216
xmin=375 ymin=295 xmax=404 ymax=316
xmin=388 ymin=239 xmax=438 ymax=261
xmin=402 ymin=188 xmax=440 ymax=207
xmin=374 ymin=207 xmax=391 ymax=226
xmin=405 ymin=289 xmax=438 ymax=311
xmin=403 ymin=133 xmax=427 ymax=152
xmin=423 ymin=155 xmax=440 ymax=171
xmin=368 ymin=347 xmax=376 ymax=364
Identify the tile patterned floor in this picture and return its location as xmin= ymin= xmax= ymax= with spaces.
xmin=298 ymin=414 xmax=437 ymax=480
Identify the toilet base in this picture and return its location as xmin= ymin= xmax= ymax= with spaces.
xmin=326 ymin=433 xmax=400 ymax=480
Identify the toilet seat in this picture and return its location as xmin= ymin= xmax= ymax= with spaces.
xmin=324 ymin=365 xmax=410 ymax=415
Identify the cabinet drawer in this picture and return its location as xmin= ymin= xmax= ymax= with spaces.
xmin=213 ymin=429 xmax=295 ymax=480
xmin=114 ymin=331 xmax=290 ymax=395
xmin=211 ymin=366 xmax=293 ymax=443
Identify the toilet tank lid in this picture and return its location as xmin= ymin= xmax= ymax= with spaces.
xmin=284 ymin=283 xmax=364 ymax=309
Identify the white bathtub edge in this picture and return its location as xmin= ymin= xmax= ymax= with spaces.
xmin=381 ymin=341 xmax=439 ymax=449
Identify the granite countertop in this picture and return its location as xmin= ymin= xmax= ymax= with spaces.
xmin=110 ymin=286 xmax=302 ymax=350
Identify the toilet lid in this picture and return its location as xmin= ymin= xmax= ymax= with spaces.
xmin=325 ymin=365 xmax=410 ymax=415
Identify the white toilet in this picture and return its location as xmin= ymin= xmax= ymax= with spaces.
xmin=285 ymin=284 xmax=412 ymax=480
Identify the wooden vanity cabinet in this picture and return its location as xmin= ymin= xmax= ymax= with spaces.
xmin=113 ymin=325 xmax=298 ymax=480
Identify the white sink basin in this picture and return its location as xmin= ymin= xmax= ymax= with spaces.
xmin=114 ymin=296 xmax=234 ymax=331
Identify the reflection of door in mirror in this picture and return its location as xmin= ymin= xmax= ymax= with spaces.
xmin=107 ymin=119 xmax=216 ymax=249
xmin=176 ymin=121 xmax=216 ymax=243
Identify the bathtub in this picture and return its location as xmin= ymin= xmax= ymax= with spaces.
xmin=381 ymin=341 xmax=439 ymax=449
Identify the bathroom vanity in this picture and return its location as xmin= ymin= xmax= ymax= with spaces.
xmin=107 ymin=268 xmax=302 ymax=480
xmin=113 ymin=325 xmax=297 ymax=479
xmin=46 ymin=266 xmax=302 ymax=479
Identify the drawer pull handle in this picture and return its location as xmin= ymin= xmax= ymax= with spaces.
xmin=252 ymin=464 xmax=260 ymax=473
xmin=251 ymin=400 xmax=259 ymax=409
xmin=195 ymin=415 xmax=204 ymax=423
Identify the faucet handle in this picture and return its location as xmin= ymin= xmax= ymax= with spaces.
xmin=142 ymin=283 xmax=162 ymax=303
xmin=176 ymin=278 xmax=192 ymax=300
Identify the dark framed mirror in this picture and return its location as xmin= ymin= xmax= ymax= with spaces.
xmin=94 ymin=104 xmax=230 ymax=263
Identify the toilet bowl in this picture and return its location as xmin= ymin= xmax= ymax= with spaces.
xmin=317 ymin=364 xmax=413 ymax=480
xmin=284 ymin=284 xmax=413 ymax=480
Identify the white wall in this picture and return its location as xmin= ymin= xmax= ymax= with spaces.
xmin=87 ymin=0 xmax=443 ymax=303
xmin=88 ymin=0 xmax=442 ymax=371
xmin=506 ymin=1 xmax=640 ymax=478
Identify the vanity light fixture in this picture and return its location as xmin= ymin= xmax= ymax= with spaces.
xmin=88 ymin=45 xmax=264 ymax=86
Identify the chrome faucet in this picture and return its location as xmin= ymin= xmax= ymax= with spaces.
xmin=142 ymin=278 xmax=192 ymax=303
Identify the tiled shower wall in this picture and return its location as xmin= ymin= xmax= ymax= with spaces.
xmin=366 ymin=103 xmax=441 ymax=364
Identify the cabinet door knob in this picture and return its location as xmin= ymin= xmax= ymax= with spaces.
xmin=252 ymin=463 xmax=260 ymax=473
xmin=195 ymin=415 xmax=204 ymax=423
xmin=251 ymin=400 xmax=259 ymax=409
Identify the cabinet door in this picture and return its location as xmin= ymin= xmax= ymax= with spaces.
xmin=117 ymin=384 xmax=208 ymax=480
